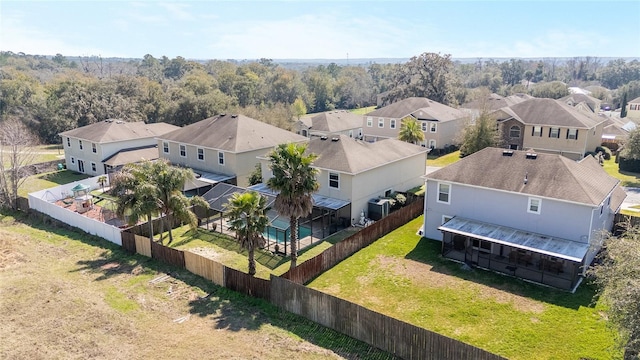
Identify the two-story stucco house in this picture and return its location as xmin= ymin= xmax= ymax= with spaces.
xmin=256 ymin=135 xmax=428 ymax=226
xmin=422 ymin=147 xmax=626 ymax=291
xmin=296 ymin=110 xmax=364 ymax=139
xmin=157 ymin=113 xmax=307 ymax=188
xmin=363 ymin=97 xmax=468 ymax=150
xmin=491 ymin=98 xmax=606 ymax=160
xmin=59 ymin=120 xmax=179 ymax=176
xmin=626 ymin=96 xmax=640 ymax=120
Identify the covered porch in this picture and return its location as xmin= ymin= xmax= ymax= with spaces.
xmin=438 ymin=217 xmax=589 ymax=292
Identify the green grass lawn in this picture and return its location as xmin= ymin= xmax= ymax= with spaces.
xmin=307 ymin=216 xmax=619 ymax=360
xmin=20 ymin=170 xmax=92 ymax=196
xmin=349 ymin=106 xmax=376 ymax=115
xmin=427 ymin=150 xmax=461 ymax=167
xmin=602 ymin=157 xmax=640 ymax=187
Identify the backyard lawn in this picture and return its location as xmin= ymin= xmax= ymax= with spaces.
xmin=427 ymin=150 xmax=461 ymax=167
xmin=349 ymin=106 xmax=376 ymax=115
xmin=308 ymin=216 xmax=619 ymax=360
xmin=602 ymin=157 xmax=640 ymax=187
xmin=19 ymin=170 xmax=92 ymax=196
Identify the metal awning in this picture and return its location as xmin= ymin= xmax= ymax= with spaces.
xmin=194 ymin=170 xmax=235 ymax=184
xmin=438 ymin=217 xmax=589 ymax=262
xmin=247 ymin=183 xmax=350 ymax=211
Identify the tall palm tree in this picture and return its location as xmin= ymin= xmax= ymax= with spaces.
xmin=267 ymin=143 xmax=319 ymax=269
xmin=398 ymin=116 xmax=425 ymax=145
xmin=110 ymin=164 xmax=159 ymax=241
xmin=224 ymin=191 xmax=269 ymax=276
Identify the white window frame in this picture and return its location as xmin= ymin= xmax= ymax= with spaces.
xmin=70 ymin=156 xmax=75 ymax=164
xmin=329 ymin=172 xmax=340 ymax=189
xmin=549 ymin=128 xmax=560 ymax=139
xmin=429 ymin=122 xmax=437 ymax=133
xmin=421 ymin=122 xmax=427 ymax=132
xmin=197 ymin=147 xmax=205 ymax=161
xmin=66 ymin=137 xmax=71 ymax=147
xmin=91 ymin=162 xmax=97 ymax=173
xmin=528 ymin=197 xmax=541 ymax=214
xmin=366 ymin=117 xmax=373 ymax=127
xmin=532 ymin=126 xmax=542 ymax=137
xmin=79 ymin=140 xmax=83 ymax=150
xmin=378 ymin=118 xmax=384 ymax=128
xmin=163 ymin=141 xmax=169 ymax=154
xmin=429 ymin=140 xmax=436 ymax=149
xmin=442 ymin=215 xmax=453 ymax=224
xmin=390 ymin=119 xmax=396 ymax=129
xmin=509 ymin=125 xmax=521 ymax=138
xmin=92 ymin=143 xmax=97 ymax=153
xmin=179 ymin=144 xmax=186 ymax=157
xmin=218 ymin=151 xmax=225 ymax=165
xmin=437 ymin=182 xmax=451 ymax=204
xmin=567 ymin=128 xmax=578 ymax=140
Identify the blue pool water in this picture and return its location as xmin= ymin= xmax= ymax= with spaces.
xmin=263 ymin=223 xmax=312 ymax=243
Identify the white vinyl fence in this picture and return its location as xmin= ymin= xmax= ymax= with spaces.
xmin=28 ymin=176 xmax=122 ymax=246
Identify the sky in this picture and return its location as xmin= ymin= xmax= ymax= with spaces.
xmin=1 ymin=0 xmax=639 ymax=61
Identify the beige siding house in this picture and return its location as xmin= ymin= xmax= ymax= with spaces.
xmin=491 ymin=98 xmax=606 ymax=160
xmin=626 ymin=96 xmax=640 ymax=120
xmin=296 ymin=110 xmax=363 ymax=139
xmin=157 ymin=114 xmax=307 ymax=187
xmin=260 ymin=135 xmax=428 ymax=223
xmin=363 ymin=97 xmax=467 ymax=150
xmin=59 ymin=120 xmax=179 ymax=176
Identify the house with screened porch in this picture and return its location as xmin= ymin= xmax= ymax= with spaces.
xmin=422 ymin=147 xmax=625 ymax=291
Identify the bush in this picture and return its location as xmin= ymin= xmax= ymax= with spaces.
xmin=619 ymin=157 xmax=640 ymax=173
xmin=602 ymin=142 xmax=619 ymax=153
xmin=595 ymin=146 xmax=612 ymax=160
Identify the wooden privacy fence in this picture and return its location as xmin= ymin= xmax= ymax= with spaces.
xmin=184 ymin=251 xmax=225 ymax=286
xmin=283 ymin=198 xmax=424 ymax=284
xmin=270 ymin=276 xmax=506 ymax=360
xmin=613 ymin=213 xmax=640 ymax=234
xmin=225 ymin=267 xmax=271 ymax=299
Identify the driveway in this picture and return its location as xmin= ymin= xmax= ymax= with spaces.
xmin=622 ymin=187 xmax=640 ymax=210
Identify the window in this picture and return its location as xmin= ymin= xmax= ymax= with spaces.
xmin=532 ymin=126 xmax=542 ymax=137
xmin=549 ymin=128 xmax=560 ymax=138
xmin=528 ymin=197 xmax=541 ymax=214
xmin=218 ymin=151 xmax=225 ymax=165
xmin=358 ymin=128 xmax=363 ymax=138
xmin=429 ymin=122 xmax=437 ymax=133
xmin=509 ymin=125 xmax=521 ymax=138
xmin=442 ymin=215 xmax=453 ymax=224
xmin=197 ymin=148 xmax=204 ymax=161
xmin=66 ymin=137 xmax=70 ymax=147
xmin=429 ymin=140 xmax=436 ymax=149
xmin=329 ymin=172 xmax=340 ymax=189
xmin=91 ymin=162 xmax=96 ymax=172
xmin=179 ymin=144 xmax=186 ymax=157
xmin=79 ymin=140 xmax=83 ymax=150
xmin=91 ymin=143 xmax=96 ymax=153
xmin=163 ymin=141 xmax=169 ymax=154
xmin=472 ymin=239 xmax=492 ymax=253
xmin=70 ymin=157 xmax=75 ymax=164
xmin=390 ymin=119 xmax=396 ymax=129
xmin=421 ymin=122 xmax=427 ymax=132
xmin=378 ymin=118 xmax=384 ymax=128
xmin=437 ymin=183 xmax=451 ymax=204
xmin=366 ymin=117 xmax=373 ymax=127
xmin=567 ymin=128 xmax=578 ymax=140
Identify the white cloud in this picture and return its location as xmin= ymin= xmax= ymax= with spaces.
xmin=158 ymin=2 xmax=194 ymax=21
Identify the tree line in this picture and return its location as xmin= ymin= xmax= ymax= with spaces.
xmin=1 ymin=51 xmax=640 ymax=144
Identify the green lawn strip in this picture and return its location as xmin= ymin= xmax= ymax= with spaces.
xmin=349 ymin=106 xmax=376 ymax=115
xmin=20 ymin=170 xmax=92 ymax=196
xmin=602 ymin=158 xmax=640 ymax=187
xmin=308 ymin=216 xmax=618 ymax=360
xmin=5 ymin=211 xmax=397 ymax=359
xmin=427 ymin=150 xmax=461 ymax=167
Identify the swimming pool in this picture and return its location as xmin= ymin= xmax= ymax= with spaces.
xmin=263 ymin=218 xmax=312 ymax=243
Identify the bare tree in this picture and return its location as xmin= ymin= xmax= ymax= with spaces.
xmin=0 ymin=118 xmax=39 ymax=209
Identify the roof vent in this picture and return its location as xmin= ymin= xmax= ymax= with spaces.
xmin=320 ymin=136 xmax=328 ymax=140
xmin=502 ymin=150 xmax=514 ymax=156
xmin=105 ymin=119 xmax=113 ymax=123
xmin=116 ymin=120 xmax=124 ymax=124
xmin=331 ymin=137 xmax=340 ymax=142
xmin=220 ymin=113 xmax=226 ymax=117
xmin=526 ymin=152 xmax=538 ymax=159
xmin=231 ymin=114 xmax=238 ymax=118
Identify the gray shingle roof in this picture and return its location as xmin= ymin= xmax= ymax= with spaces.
xmin=310 ymin=110 xmax=363 ymax=132
xmin=366 ymin=97 xmax=466 ymax=122
xmin=462 ymin=93 xmax=531 ymax=111
xmin=559 ymin=93 xmax=601 ymax=112
xmin=493 ymin=98 xmax=605 ymax=128
xmin=158 ymin=114 xmax=307 ymax=153
xmin=102 ymin=146 xmax=159 ymax=166
xmin=306 ymin=134 xmax=428 ymax=174
xmin=426 ymin=147 xmax=621 ymax=206
xmin=59 ymin=121 xmax=179 ymax=143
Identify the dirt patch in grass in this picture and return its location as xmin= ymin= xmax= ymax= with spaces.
xmin=0 ymin=237 xmax=26 ymax=269
xmin=375 ymin=255 xmax=544 ymax=313
xmin=188 ymin=247 xmax=221 ymax=260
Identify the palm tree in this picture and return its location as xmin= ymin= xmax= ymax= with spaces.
xmin=224 ymin=191 xmax=269 ymax=276
xmin=267 ymin=143 xmax=319 ymax=269
xmin=97 ymin=175 xmax=108 ymax=193
xmin=398 ymin=116 xmax=425 ymax=145
xmin=110 ymin=164 xmax=159 ymax=241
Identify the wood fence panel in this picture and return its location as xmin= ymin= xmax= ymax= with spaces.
xmin=224 ymin=267 xmax=270 ymax=300
xmin=184 ymin=251 xmax=225 ymax=286
xmin=121 ymin=231 xmax=136 ymax=253
xmin=150 ymin=241 xmax=185 ymax=268
xmin=134 ymin=235 xmax=152 ymax=257
xmin=270 ymin=276 xmax=506 ymax=360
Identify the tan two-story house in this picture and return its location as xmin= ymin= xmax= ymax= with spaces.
xmin=157 ymin=114 xmax=307 ymax=188
xmin=626 ymin=96 xmax=640 ymax=120
xmin=363 ymin=97 xmax=467 ymax=150
xmin=491 ymin=98 xmax=606 ymax=160
xmin=296 ymin=110 xmax=364 ymax=139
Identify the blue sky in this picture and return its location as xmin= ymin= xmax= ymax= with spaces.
xmin=1 ymin=1 xmax=639 ymax=60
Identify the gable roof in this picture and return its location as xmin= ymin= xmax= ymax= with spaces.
xmin=102 ymin=145 xmax=159 ymax=166
xmin=59 ymin=120 xmax=179 ymax=143
xmin=493 ymin=98 xmax=605 ymax=129
xmin=426 ymin=147 xmax=621 ymax=206
xmin=462 ymin=93 xmax=531 ymax=111
xmin=366 ymin=97 xmax=466 ymax=122
xmin=560 ymin=93 xmax=601 ymax=112
xmin=630 ymin=96 xmax=640 ymax=104
xmin=158 ymin=114 xmax=307 ymax=153
xmin=306 ymin=134 xmax=428 ymax=174
xmin=310 ymin=110 xmax=363 ymax=132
